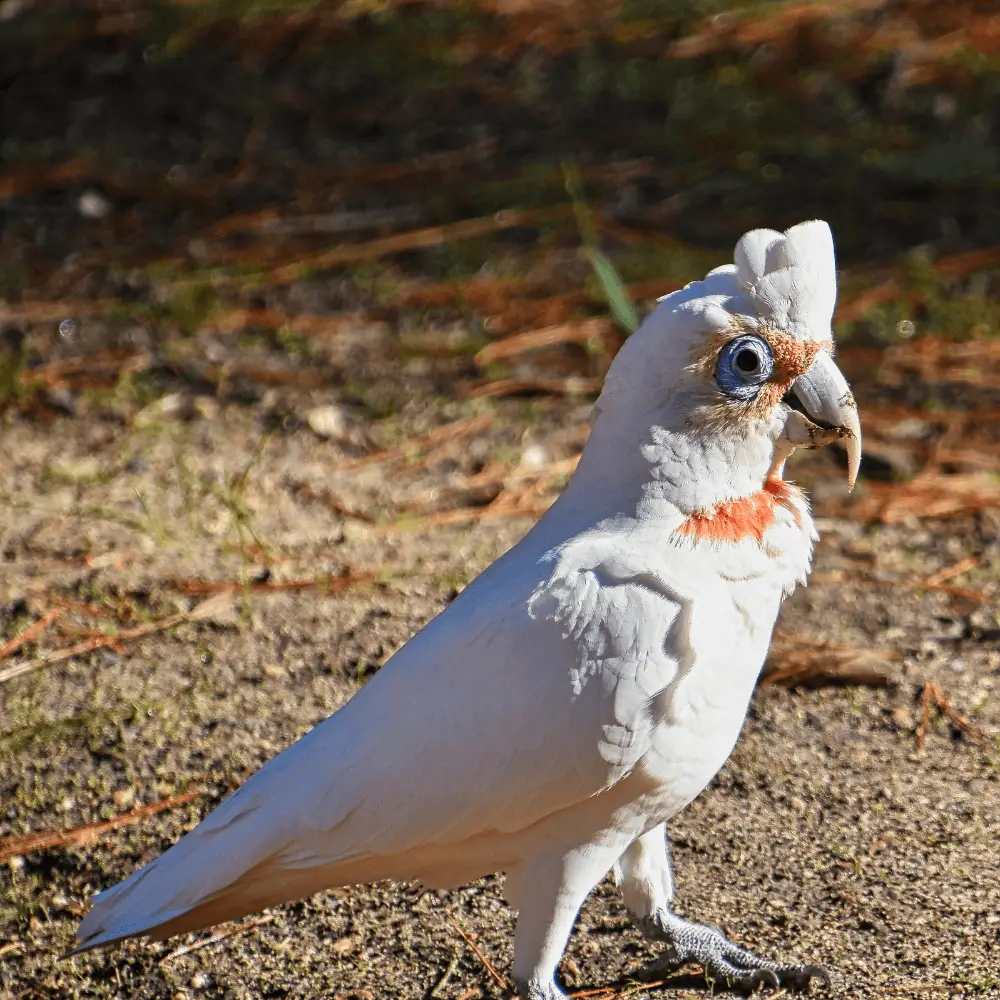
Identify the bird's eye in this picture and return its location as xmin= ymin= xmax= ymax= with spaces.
xmin=715 ymin=335 xmax=774 ymax=401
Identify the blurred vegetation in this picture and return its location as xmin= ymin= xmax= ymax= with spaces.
xmin=3 ymin=0 xmax=1000 ymax=420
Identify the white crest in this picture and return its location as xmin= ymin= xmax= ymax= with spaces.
xmin=732 ymin=220 xmax=837 ymax=340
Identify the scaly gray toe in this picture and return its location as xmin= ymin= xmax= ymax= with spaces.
xmin=640 ymin=911 xmax=830 ymax=993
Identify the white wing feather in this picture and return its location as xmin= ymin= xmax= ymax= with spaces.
xmin=75 ymin=514 xmax=697 ymax=951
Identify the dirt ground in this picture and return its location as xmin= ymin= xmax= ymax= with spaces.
xmin=2 ymin=2 xmax=1000 ymax=999
xmin=2 ymin=328 xmax=999 ymax=1000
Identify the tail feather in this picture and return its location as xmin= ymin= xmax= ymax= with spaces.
xmin=73 ymin=856 xmax=322 ymax=953
xmin=73 ymin=777 xmax=315 ymax=953
xmin=73 ymin=842 xmax=469 ymax=954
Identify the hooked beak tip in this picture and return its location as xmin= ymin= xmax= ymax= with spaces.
xmin=785 ymin=351 xmax=863 ymax=491
xmin=844 ymin=428 xmax=861 ymax=492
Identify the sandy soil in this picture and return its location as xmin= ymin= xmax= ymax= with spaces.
xmin=2 ymin=4 xmax=1000 ymax=997
xmin=1 ymin=378 xmax=999 ymax=1000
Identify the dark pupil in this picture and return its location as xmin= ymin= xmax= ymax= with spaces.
xmin=735 ymin=348 xmax=760 ymax=373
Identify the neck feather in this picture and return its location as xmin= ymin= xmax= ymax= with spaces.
xmin=675 ymin=477 xmax=804 ymax=544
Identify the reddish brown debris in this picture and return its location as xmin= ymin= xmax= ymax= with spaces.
xmin=763 ymin=631 xmax=899 ymax=688
xmin=266 ymin=206 xmax=574 ymax=286
xmin=333 ymin=414 xmax=495 ymax=471
xmin=0 ymin=789 xmax=203 ymax=864
xmin=916 ymin=680 xmax=989 ymax=750
xmin=168 ymin=573 xmax=376 ymax=597
xmin=0 ymin=609 xmax=62 ymax=661
xmin=447 ymin=914 xmax=511 ymax=994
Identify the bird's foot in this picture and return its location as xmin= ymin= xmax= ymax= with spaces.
xmin=638 ymin=910 xmax=830 ymax=993
xmin=514 ymin=977 xmax=568 ymax=1000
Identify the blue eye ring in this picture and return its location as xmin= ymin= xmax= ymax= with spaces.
xmin=715 ymin=335 xmax=774 ymax=401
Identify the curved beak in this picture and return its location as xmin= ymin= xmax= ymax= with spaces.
xmin=782 ymin=351 xmax=863 ymax=490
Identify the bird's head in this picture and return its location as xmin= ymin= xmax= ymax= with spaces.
xmin=584 ymin=220 xmax=861 ymax=541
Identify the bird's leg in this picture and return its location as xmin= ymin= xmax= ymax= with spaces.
xmin=507 ymin=842 xmax=624 ymax=1000
xmin=615 ymin=825 xmax=829 ymax=993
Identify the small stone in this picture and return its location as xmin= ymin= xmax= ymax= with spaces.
xmin=50 ymin=456 xmax=102 ymax=483
xmin=192 ymin=395 xmax=219 ymax=420
xmin=331 ymin=934 xmax=360 ymax=956
xmin=112 ymin=787 xmax=136 ymax=810
xmin=892 ymin=705 xmax=913 ymax=729
xmin=77 ymin=190 xmax=113 ymax=220
xmin=520 ymin=443 xmax=550 ymax=471
xmin=134 ymin=392 xmax=193 ymax=427
xmin=560 ymin=956 xmax=581 ymax=983
xmin=0 ymin=0 xmax=28 ymax=22
xmin=190 ymin=971 xmax=212 ymax=989
xmin=887 ymin=418 xmax=930 ymax=441
xmin=307 ymin=404 xmax=348 ymax=440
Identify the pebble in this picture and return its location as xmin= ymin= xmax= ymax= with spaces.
xmin=891 ymin=705 xmax=914 ymax=729
xmin=50 ymin=456 xmax=102 ymax=483
xmin=307 ymin=404 xmax=348 ymax=440
xmin=331 ymin=933 xmax=360 ymax=956
xmin=134 ymin=392 xmax=194 ymax=427
xmin=519 ymin=443 xmax=550 ymax=471
xmin=77 ymin=189 xmax=113 ymax=219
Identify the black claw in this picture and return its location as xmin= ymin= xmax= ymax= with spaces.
xmin=751 ymin=969 xmax=781 ymax=990
xmin=797 ymin=964 xmax=832 ymax=988
xmin=774 ymin=964 xmax=831 ymax=992
xmin=805 ymin=964 xmax=831 ymax=984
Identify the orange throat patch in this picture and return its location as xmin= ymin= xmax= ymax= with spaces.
xmin=676 ymin=478 xmax=804 ymax=545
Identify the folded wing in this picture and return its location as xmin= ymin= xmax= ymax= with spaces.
xmin=75 ymin=523 xmax=696 ymax=952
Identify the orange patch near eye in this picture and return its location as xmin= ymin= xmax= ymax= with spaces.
xmin=676 ymin=477 xmax=804 ymax=545
xmin=753 ymin=333 xmax=825 ymax=410
xmin=766 ymin=332 xmax=823 ymax=382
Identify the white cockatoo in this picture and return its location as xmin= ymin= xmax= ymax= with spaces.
xmin=76 ymin=221 xmax=860 ymax=996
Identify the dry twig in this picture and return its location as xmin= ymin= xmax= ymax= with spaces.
xmin=0 ymin=300 xmax=114 ymax=324
xmin=0 ymin=594 xmax=232 ymax=686
xmin=293 ymin=483 xmax=377 ymax=523
xmin=0 ymin=790 xmax=202 ymax=864
xmin=919 ymin=555 xmax=980 ymax=589
xmin=466 ymin=376 xmax=602 ymax=399
xmin=332 ymin=414 xmax=494 ymax=472
xmin=268 ymin=206 xmax=572 ymax=286
xmin=447 ymin=914 xmax=512 ymax=995
xmin=169 ymin=572 xmax=376 ymax=596
xmin=0 ymin=609 xmax=62 ymax=661
xmin=762 ymin=631 xmax=899 ymax=688
xmin=916 ymin=681 xmax=989 ymax=750
xmin=158 ymin=915 xmax=274 ymax=965
xmin=475 ymin=319 xmax=613 ymax=366
xmin=846 ymin=473 xmax=1000 ymax=525
xmin=378 ymin=502 xmax=555 ymax=533
xmin=567 ymin=980 xmax=669 ymax=999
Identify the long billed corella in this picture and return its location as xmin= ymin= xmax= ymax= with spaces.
xmin=76 ymin=221 xmax=859 ymax=995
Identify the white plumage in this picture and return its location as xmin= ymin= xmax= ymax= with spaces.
xmin=77 ymin=221 xmax=860 ymax=997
